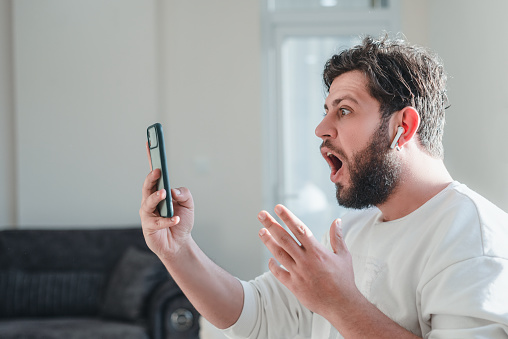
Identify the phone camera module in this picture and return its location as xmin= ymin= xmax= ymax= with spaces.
xmin=148 ymin=127 xmax=158 ymax=148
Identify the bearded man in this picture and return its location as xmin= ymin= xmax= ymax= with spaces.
xmin=140 ymin=36 xmax=508 ymax=338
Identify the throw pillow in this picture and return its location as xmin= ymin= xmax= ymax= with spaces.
xmin=101 ymin=246 xmax=167 ymax=321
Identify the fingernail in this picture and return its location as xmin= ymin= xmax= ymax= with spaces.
xmin=335 ymin=219 xmax=342 ymax=233
xmin=258 ymin=212 xmax=266 ymax=221
xmin=274 ymin=205 xmax=282 ymax=214
xmin=259 ymin=228 xmax=267 ymax=237
xmin=173 ymin=188 xmax=181 ymax=196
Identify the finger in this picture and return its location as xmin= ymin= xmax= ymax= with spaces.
xmin=146 ymin=141 xmax=153 ymax=171
xmin=140 ymin=189 xmax=180 ymax=231
xmin=171 ymin=187 xmax=194 ymax=210
xmin=329 ymin=219 xmax=348 ymax=254
xmin=142 ymin=169 xmax=161 ymax=201
xmin=145 ymin=215 xmax=180 ymax=234
xmin=140 ymin=187 xmax=167 ymax=217
xmin=142 ymin=215 xmax=180 ymax=240
xmin=274 ymin=204 xmax=317 ymax=248
xmin=268 ymin=258 xmax=291 ymax=285
xmin=259 ymin=226 xmax=295 ymax=269
xmin=258 ymin=210 xmax=301 ymax=260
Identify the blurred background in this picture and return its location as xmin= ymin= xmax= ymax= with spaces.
xmin=1 ymin=0 xmax=507 ymax=280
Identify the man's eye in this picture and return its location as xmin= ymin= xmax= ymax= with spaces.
xmin=340 ymin=108 xmax=351 ymax=116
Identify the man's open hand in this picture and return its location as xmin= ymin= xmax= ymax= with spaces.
xmin=257 ymin=204 xmax=361 ymax=317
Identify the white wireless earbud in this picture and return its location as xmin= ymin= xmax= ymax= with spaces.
xmin=390 ymin=126 xmax=405 ymax=150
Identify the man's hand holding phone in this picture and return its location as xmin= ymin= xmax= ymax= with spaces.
xmin=139 ymin=169 xmax=195 ymax=261
xmin=139 ymin=123 xmax=247 ymax=330
xmin=141 ymin=123 xmax=195 ymax=260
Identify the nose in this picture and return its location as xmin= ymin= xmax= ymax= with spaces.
xmin=315 ymin=114 xmax=337 ymax=140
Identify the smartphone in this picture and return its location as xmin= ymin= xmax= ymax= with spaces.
xmin=146 ymin=123 xmax=174 ymax=218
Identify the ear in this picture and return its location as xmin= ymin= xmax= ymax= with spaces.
xmin=391 ymin=107 xmax=420 ymax=149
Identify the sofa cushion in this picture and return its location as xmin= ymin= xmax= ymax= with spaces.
xmin=0 ymin=318 xmax=149 ymax=339
xmin=101 ymin=246 xmax=167 ymax=321
xmin=0 ymin=271 xmax=104 ymax=317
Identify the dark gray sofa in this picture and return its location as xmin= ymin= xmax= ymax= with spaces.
xmin=0 ymin=227 xmax=200 ymax=339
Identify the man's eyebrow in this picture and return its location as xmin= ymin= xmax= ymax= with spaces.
xmin=324 ymin=95 xmax=359 ymax=110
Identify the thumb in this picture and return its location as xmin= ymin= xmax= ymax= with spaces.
xmin=171 ymin=187 xmax=194 ymax=210
xmin=330 ymin=219 xmax=347 ymax=254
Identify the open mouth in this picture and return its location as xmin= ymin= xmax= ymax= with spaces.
xmin=325 ymin=151 xmax=343 ymax=179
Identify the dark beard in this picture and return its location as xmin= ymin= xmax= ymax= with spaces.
xmin=336 ymin=121 xmax=401 ymax=209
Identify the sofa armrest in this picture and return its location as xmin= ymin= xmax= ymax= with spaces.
xmin=147 ymin=280 xmax=200 ymax=339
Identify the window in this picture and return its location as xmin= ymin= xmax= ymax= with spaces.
xmin=261 ymin=0 xmax=400 ymax=248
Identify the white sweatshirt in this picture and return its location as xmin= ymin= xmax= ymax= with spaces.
xmin=223 ymin=182 xmax=508 ymax=338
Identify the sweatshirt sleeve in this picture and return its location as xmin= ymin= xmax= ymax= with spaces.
xmin=421 ymin=256 xmax=508 ymax=338
xmin=222 ymin=271 xmax=314 ymax=339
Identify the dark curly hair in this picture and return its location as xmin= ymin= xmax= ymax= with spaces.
xmin=323 ymin=35 xmax=448 ymax=159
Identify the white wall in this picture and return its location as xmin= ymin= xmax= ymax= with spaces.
xmin=12 ymin=0 xmax=159 ymax=227
xmin=157 ymin=0 xmax=263 ymax=279
xmin=0 ymin=0 xmax=16 ymax=227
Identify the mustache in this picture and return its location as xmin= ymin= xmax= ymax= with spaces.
xmin=320 ymin=139 xmax=347 ymax=160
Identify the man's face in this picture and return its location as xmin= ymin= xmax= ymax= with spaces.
xmin=316 ymin=70 xmax=401 ymax=209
